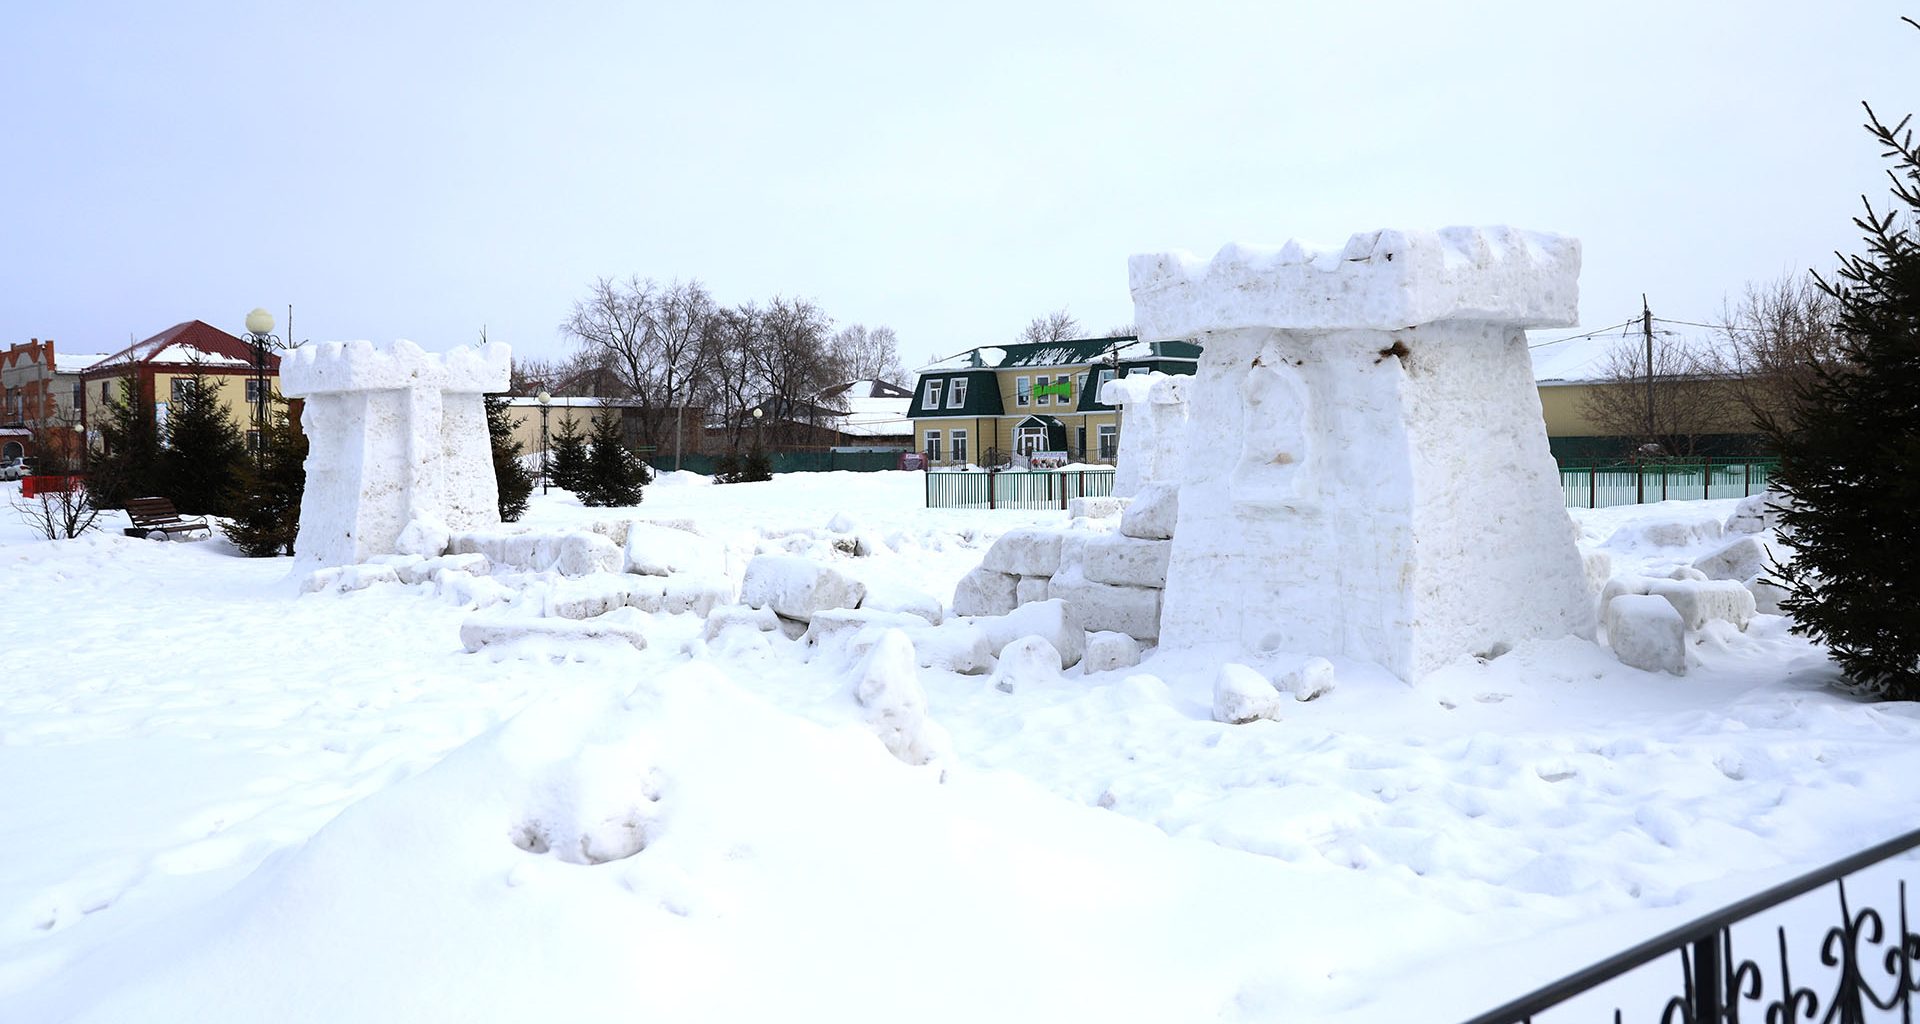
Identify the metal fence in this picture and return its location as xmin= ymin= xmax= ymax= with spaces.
xmin=924 ymin=469 xmax=1116 ymax=510
xmin=1461 ymin=826 xmax=1920 ymax=1024
xmin=1561 ymin=459 xmax=1778 ymax=509
xmin=643 ymin=449 xmax=904 ymax=476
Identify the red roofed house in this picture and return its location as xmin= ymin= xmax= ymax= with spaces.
xmin=80 ymin=320 xmax=285 ymax=452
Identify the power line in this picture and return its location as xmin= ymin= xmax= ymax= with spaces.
xmin=1651 ymin=316 xmax=1734 ymax=331
xmin=1527 ymin=318 xmax=1639 ymax=349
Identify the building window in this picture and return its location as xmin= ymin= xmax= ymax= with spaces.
xmin=1015 ymin=376 xmax=1031 ymax=407
xmin=1096 ymin=368 xmax=1116 ymax=405
xmin=1077 ymin=373 xmax=1088 ymax=401
xmin=1035 ymin=375 xmax=1050 ymax=406
xmin=101 ymin=380 xmax=110 ymax=402
xmin=924 ymin=430 xmax=942 ymax=462
xmin=1016 ymin=425 xmax=1048 ymax=455
xmin=170 ymin=378 xmax=196 ymax=403
xmin=1097 ymin=423 xmax=1118 ymax=461
xmin=72 ymin=382 xmax=82 ymax=408
xmin=951 ymin=429 xmax=968 ymax=465
xmin=922 ymin=379 xmax=942 ymax=409
xmin=947 ymin=377 xmax=967 ymax=409
xmin=247 ymin=429 xmax=262 ymax=452
xmin=245 ymin=379 xmax=266 ymax=404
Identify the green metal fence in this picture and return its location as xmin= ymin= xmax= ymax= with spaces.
xmin=1561 ymin=459 xmax=1778 ymax=509
xmin=924 ymin=469 xmax=1117 ymax=510
xmin=644 ymin=450 xmax=904 ymax=476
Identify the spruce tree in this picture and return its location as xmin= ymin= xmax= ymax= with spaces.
xmin=89 ymin=373 xmax=161 ymax=510
xmin=547 ymin=414 xmax=589 ymax=492
xmin=161 ymin=368 xmax=247 ymax=517
xmin=1764 ymin=20 xmax=1920 ymax=698
xmin=579 ymin=412 xmax=645 ymax=507
xmin=227 ymin=395 xmax=309 ymax=557
xmin=486 ymin=393 xmax=534 ymax=522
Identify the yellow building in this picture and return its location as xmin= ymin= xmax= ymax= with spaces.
xmin=80 ymin=321 xmax=284 ymax=449
xmin=909 ymin=336 xmax=1200 ymax=466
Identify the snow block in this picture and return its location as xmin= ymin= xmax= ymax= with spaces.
xmin=978 ymin=598 xmax=1086 ymax=669
xmin=1604 ymin=515 xmax=1725 ymax=551
xmin=1605 ymin=595 xmax=1686 ymax=675
xmin=1048 ymin=571 xmax=1161 ymax=641
xmin=859 ymin=580 xmax=943 ymax=625
xmin=1082 ymin=631 xmax=1143 ymax=673
xmin=1643 ymin=578 xmax=1756 ymax=632
xmin=1068 ymin=496 xmax=1129 ymax=520
xmin=990 ymin=635 xmax=1063 ymax=694
xmin=1694 ymin=536 xmax=1772 ymax=583
xmin=624 ymin=521 xmax=727 ymax=578
xmin=851 ymin=629 xmax=951 ymax=766
xmin=545 ymin=573 xmax=666 ymax=619
xmin=395 ymin=552 xmax=490 ymax=586
xmin=1747 ymin=577 xmax=1790 ymax=616
xmin=981 ymin=527 xmax=1064 ymax=577
xmin=1581 ymin=549 xmax=1613 ymax=601
xmin=1277 ymin=656 xmax=1335 ymax=701
xmin=701 ymin=603 xmax=781 ymax=641
xmin=804 ymin=608 xmax=934 ymax=659
xmin=1213 ymin=663 xmax=1283 ymax=724
xmin=1726 ymin=490 xmax=1789 ymax=534
xmin=1015 ymin=576 xmax=1050 ymax=607
xmin=300 ymin=563 xmax=402 ymax=594
xmin=448 ymin=530 xmax=623 ymax=578
xmin=661 ymin=575 xmax=732 ymax=617
xmin=1081 ymin=534 xmax=1172 ymax=589
xmin=877 ymin=620 xmax=998 ymax=675
xmin=739 ymin=555 xmax=867 ymax=622
xmin=459 ymin=607 xmax=651 ymax=653
xmin=1120 ymin=483 xmax=1178 ymax=540
xmin=952 ymin=566 xmax=1018 ymax=618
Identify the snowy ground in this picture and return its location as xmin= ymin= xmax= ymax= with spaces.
xmin=3 ymin=472 xmax=1916 ymax=1023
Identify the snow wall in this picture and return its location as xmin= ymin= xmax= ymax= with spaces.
xmin=1130 ymin=227 xmax=1597 ymax=680
xmin=281 ymin=339 xmax=511 ymax=569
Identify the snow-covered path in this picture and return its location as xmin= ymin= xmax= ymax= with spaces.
xmin=3 ymin=474 xmax=1917 ymax=1022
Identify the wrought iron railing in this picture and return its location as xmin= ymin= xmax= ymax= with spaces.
xmin=1461 ymin=826 xmax=1920 ymax=1024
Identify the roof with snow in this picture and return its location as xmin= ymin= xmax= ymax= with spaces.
xmin=920 ymin=336 xmax=1200 ymax=372
xmin=53 ymin=352 xmax=111 ymax=375
xmin=81 ymin=321 xmax=275 ymax=377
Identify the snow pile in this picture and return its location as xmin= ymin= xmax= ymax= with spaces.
xmin=847 ymin=629 xmax=951 ymax=765
xmin=281 ymin=339 xmax=511 ymax=569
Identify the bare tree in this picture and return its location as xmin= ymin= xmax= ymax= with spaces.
xmin=1016 ymin=308 xmax=1082 ymax=345
xmin=1700 ymin=273 xmax=1847 ymax=430
xmin=830 ymin=324 xmax=907 ymax=384
xmin=559 ymin=277 xmax=718 ymax=446
xmin=1580 ymin=338 xmax=1735 ymax=458
xmin=12 ymin=485 xmax=101 ymax=540
xmin=1106 ymin=323 xmax=1138 ymax=338
xmin=751 ymin=297 xmax=843 ymax=446
xmin=707 ymin=302 xmax=764 ymax=454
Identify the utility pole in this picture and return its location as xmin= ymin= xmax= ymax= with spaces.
xmin=1639 ymin=294 xmax=1654 ymax=504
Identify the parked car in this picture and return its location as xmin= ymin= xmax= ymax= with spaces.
xmin=0 ymin=456 xmax=30 ymax=481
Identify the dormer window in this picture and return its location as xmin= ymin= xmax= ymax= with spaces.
xmin=923 ymin=378 xmax=943 ymax=409
xmin=948 ymin=377 xmax=968 ymax=409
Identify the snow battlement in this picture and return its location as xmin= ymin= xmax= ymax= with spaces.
xmin=1129 ymin=226 xmax=1580 ymax=338
xmin=281 ymin=339 xmax=510 ymax=397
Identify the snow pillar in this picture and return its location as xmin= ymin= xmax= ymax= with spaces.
xmin=1130 ymin=227 xmax=1595 ymax=681
xmin=280 ymin=339 xmax=512 ymax=569
xmin=1100 ymin=371 xmax=1191 ymax=498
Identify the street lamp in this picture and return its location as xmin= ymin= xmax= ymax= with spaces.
xmin=536 ymin=390 xmax=552 ymax=494
xmin=243 ymin=307 xmax=278 ymax=452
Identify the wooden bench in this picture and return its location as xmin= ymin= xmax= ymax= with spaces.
xmin=125 ymin=496 xmax=213 ymax=540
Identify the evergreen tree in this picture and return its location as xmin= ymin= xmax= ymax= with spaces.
xmin=227 ymin=395 xmax=308 ymax=557
xmin=1764 ymin=20 xmax=1920 ymax=698
xmin=161 ymin=368 xmax=248 ymax=516
xmin=88 ymin=372 xmax=161 ymax=510
xmin=486 ymin=393 xmax=534 ymax=522
xmin=547 ymin=414 xmax=589 ymax=492
xmin=578 ymin=412 xmax=646 ymax=507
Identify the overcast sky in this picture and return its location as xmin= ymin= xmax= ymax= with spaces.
xmin=2 ymin=1 xmax=1911 ymax=371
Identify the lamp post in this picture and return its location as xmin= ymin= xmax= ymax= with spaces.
xmin=751 ymin=405 xmax=763 ymax=450
xmin=243 ymin=307 xmax=278 ymax=453
xmin=536 ymin=390 xmax=552 ymax=494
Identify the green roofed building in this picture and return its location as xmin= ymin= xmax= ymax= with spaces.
xmin=907 ymin=335 xmax=1199 ymax=466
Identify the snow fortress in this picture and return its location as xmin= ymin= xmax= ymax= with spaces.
xmin=1130 ymin=227 xmax=1597 ymax=680
xmin=281 ymin=339 xmax=511 ymax=569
